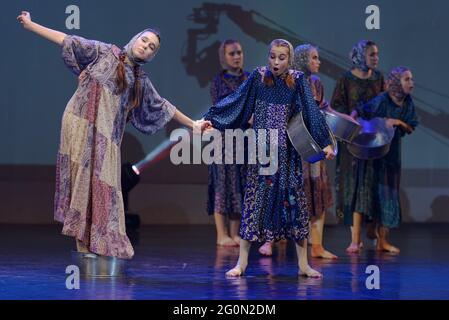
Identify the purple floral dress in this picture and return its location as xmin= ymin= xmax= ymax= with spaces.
xmin=54 ymin=35 xmax=176 ymax=258
xmin=207 ymin=70 xmax=249 ymax=218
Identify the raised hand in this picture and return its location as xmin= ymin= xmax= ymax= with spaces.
xmin=16 ymin=10 xmax=67 ymax=46
xmin=17 ymin=11 xmax=32 ymax=29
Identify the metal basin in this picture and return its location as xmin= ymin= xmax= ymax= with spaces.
xmin=287 ymin=111 xmax=337 ymax=163
xmin=347 ymin=117 xmax=395 ymax=160
xmin=322 ymin=108 xmax=361 ymax=143
xmin=71 ymin=251 xmax=127 ymax=278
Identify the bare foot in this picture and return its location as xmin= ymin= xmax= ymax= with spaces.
xmin=258 ymin=242 xmax=273 ymax=256
xmin=298 ymin=265 xmax=323 ymax=278
xmin=311 ymin=245 xmax=338 ymax=259
xmin=377 ymin=242 xmax=400 ymax=253
xmin=346 ymin=242 xmax=363 ymax=254
xmin=225 ymin=265 xmax=245 ymax=277
xmin=217 ymin=236 xmax=239 ymax=247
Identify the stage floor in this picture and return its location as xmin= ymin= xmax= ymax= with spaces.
xmin=0 ymin=224 xmax=448 ymax=300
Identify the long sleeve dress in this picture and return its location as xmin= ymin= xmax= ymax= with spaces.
xmin=54 ymin=35 xmax=176 ymax=259
xmin=207 ymin=70 xmax=249 ymax=218
xmin=301 ymin=75 xmax=333 ymax=216
xmin=356 ymin=92 xmax=419 ymax=227
xmin=204 ymin=67 xmax=331 ymax=242
xmin=330 ymin=70 xmax=384 ymax=225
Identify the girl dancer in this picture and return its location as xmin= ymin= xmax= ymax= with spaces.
xmin=331 ymin=40 xmax=385 ymax=253
xmin=293 ymin=44 xmax=336 ymax=259
xmin=17 ymin=11 xmax=211 ymax=259
xmin=204 ymin=39 xmax=335 ymax=277
xmin=208 ymin=40 xmax=249 ymax=247
xmin=258 ymin=44 xmax=337 ymax=259
xmin=352 ymin=67 xmax=419 ymax=253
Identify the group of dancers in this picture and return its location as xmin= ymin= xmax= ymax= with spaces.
xmin=17 ymin=10 xmax=418 ymax=279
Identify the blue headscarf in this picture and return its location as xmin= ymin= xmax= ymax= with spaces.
xmin=350 ymin=40 xmax=375 ymax=72
xmin=388 ymin=66 xmax=411 ymax=101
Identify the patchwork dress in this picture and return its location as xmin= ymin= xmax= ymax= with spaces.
xmin=54 ymin=35 xmax=176 ymax=258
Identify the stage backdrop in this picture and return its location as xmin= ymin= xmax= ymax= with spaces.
xmin=1 ymin=0 xmax=448 ymax=224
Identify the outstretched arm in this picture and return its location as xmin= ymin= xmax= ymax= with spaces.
xmin=172 ymin=109 xmax=212 ymax=133
xmin=130 ymin=76 xmax=212 ymax=135
xmin=17 ymin=11 xmax=66 ymax=46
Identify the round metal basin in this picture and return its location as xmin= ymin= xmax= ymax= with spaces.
xmin=322 ymin=108 xmax=361 ymax=143
xmin=71 ymin=251 xmax=127 ymax=278
xmin=347 ymin=117 xmax=395 ymax=160
xmin=287 ymin=111 xmax=337 ymax=163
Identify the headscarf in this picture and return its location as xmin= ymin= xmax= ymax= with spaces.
xmin=124 ymin=28 xmax=161 ymax=66
xmin=387 ymin=66 xmax=411 ymax=101
xmin=293 ymin=44 xmax=317 ymax=77
xmin=350 ymin=40 xmax=375 ymax=72
xmin=269 ymin=39 xmax=294 ymax=69
xmin=218 ymin=39 xmax=242 ymax=71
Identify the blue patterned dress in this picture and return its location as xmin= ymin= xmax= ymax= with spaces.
xmin=331 ymin=70 xmax=385 ymax=225
xmin=207 ymin=70 xmax=249 ymax=218
xmin=356 ymin=92 xmax=419 ymax=228
xmin=204 ymin=67 xmax=332 ymax=242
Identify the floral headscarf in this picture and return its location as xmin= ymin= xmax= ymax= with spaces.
xmin=350 ymin=40 xmax=376 ymax=72
xmin=293 ymin=44 xmax=318 ymax=77
xmin=387 ymin=66 xmax=411 ymax=101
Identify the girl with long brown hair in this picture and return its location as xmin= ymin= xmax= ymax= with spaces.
xmin=17 ymin=11 xmax=211 ymax=259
